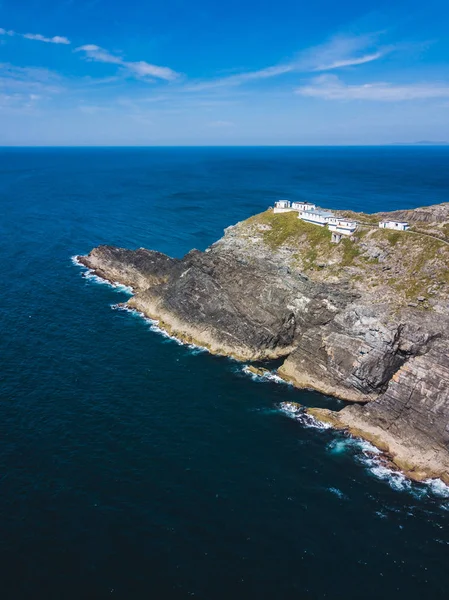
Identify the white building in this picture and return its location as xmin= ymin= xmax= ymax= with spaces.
xmin=273 ymin=200 xmax=294 ymax=213
xmin=379 ymin=221 xmax=409 ymax=231
xmin=326 ymin=217 xmax=358 ymax=236
xmin=291 ymin=201 xmax=316 ymax=212
xmin=299 ymin=208 xmax=335 ymax=226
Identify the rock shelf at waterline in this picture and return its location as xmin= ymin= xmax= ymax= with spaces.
xmin=76 ymin=202 xmax=449 ymax=484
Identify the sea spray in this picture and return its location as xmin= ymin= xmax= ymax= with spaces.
xmin=72 ymin=253 xmax=449 ymax=502
xmin=278 ymin=401 xmax=332 ymax=430
xmin=111 ymin=304 xmax=207 ymax=354
xmin=279 ymin=403 xmax=449 ymax=501
xmin=71 ymin=255 xmax=134 ymax=294
xmin=241 ymin=365 xmax=291 ymax=385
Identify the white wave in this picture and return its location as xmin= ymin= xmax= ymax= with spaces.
xmin=356 ymin=445 xmax=448 ymax=500
xmin=298 ymin=412 xmax=333 ymax=430
xmin=111 ymin=304 xmax=207 ymax=353
xmin=424 ymin=478 xmax=449 ymax=498
xmin=242 ymin=365 xmax=291 ymax=385
xmin=278 ymin=401 xmax=302 ymax=416
xmin=74 ymin=254 xmax=449 ymax=505
xmin=328 ymin=487 xmax=348 ymax=500
xmin=71 ymin=255 xmax=133 ymax=294
xmin=369 ymin=465 xmax=413 ymax=493
xmin=278 ymin=402 xmax=332 ymax=430
xmin=71 ymin=255 xmax=83 ymax=267
xmin=327 ymin=439 xmax=349 ymax=455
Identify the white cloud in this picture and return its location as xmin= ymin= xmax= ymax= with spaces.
xmin=301 ymin=33 xmax=387 ymax=71
xmin=22 ymin=33 xmax=70 ymax=44
xmin=76 ymin=44 xmax=122 ymax=64
xmin=0 ymin=63 xmax=63 ymax=97
xmin=187 ymin=32 xmax=386 ymax=91
xmin=311 ymin=51 xmax=383 ymax=71
xmin=187 ymin=65 xmax=293 ymax=91
xmin=0 ymin=27 xmax=70 ymax=44
xmin=296 ymin=74 xmax=449 ymax=101
xmin=75 ymin=44 xmax=179 ymax=81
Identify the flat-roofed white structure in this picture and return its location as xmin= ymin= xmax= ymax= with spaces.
xmin=327 ymin=217 xmax=358 ymax=236
xmin=299 ymin=208 xmax=335 ymax=226
xmin=291 ymin=201 xmax=316 ymax=212
xmin=379 ymin=221 xmax=409 ymax=231
xmin=273 ymin=200 xmax=295 ymax=213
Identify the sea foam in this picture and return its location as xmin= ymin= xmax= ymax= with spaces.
xmin=73 ymin=255 xmax=449 ymax=502
xmin=279 ymin=402 xmax=449 ymax=500
xmin=242 ymin=365 xmax=290 ymax=385
xmin=71 ymin=255 xmax=133 ymax=294
xmin=111 ymin=304 xmax=207 ymax=354
xmin=278 ymin=401 xmax=332 ymax=430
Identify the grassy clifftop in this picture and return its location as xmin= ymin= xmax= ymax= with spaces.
xmin=235 ymin=209 xmax=449 ymax=311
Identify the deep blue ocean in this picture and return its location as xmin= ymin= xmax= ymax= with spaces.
xmin=1 ymin=147 xmax=449 ymax=599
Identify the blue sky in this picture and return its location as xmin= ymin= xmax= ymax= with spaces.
xmin=1 ymin=0 xmax=449 ymax=145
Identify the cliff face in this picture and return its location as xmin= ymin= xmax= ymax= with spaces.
xmin=78 ymin=204 xmax=449 ymax=482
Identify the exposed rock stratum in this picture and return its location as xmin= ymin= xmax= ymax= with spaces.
xmin=78 ymin=204 xmax=449 ymax=483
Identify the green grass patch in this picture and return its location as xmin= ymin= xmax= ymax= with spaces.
xmin=340 ymin=237 xmax=361 ymax=266
xmin=249 ymin=210 xmax=332 ymax=250
xmin=385 ymin=231 xmax=402 ymax=246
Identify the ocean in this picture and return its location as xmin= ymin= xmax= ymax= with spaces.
xmin=1 ymin=146 xmax=449 ymax=599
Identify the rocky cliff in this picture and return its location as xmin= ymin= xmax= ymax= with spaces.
xmin=78 ymin=204 xmax=449 ymax=483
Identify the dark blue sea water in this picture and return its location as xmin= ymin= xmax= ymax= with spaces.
xmin=1 ymin=147 xmax=449 ymax=599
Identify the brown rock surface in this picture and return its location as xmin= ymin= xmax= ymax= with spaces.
xmin=77 ymin=203 xmax=449 ymax=480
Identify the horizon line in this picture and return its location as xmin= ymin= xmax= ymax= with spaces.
xmin=0 ymin=143 xmax=448 ymax=148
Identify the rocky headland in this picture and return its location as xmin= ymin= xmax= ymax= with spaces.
xmin=78 ymin=203 xmax=449 ymax=483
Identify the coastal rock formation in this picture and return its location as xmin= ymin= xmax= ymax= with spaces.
xmin=78 ymin=204 xmax=449 ymax=482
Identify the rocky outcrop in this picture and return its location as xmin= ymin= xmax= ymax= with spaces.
xmin=279 ymin=306 xmax=440 ymax=402
xmin=77 ymin=203 xmax=449 ymax=481
xmin=81 ymin=244 xmax=355 ymax=360
xmin=78 ymin=246 xmax=178 ymax=292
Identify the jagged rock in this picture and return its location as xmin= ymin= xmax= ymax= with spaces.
xmin=247 ymin=365 xmax=270 ymax=377
xmin=78 ymin=202 xmax=449 ymax=480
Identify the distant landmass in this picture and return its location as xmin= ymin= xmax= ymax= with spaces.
xmin=392 ymin=141 xmax=449 ymax=146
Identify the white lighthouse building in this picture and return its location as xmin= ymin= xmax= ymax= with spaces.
xmin=273 ymin=200 xmax=293 ymax=213
xmin=379 ymin=220 xmax=409 ymax=231
xmin=326 ymin=216 xmax=358 ymax=236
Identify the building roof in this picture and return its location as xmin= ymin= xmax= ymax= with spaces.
xmin=381 ymin=220 xmax=409 ymax=225
xmin=302 ymin=209 xmax=335 ymax=218
xmin=330 ymin=218 xmax=358 ymax=224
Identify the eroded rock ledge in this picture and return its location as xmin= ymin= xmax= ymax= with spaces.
xmin=78 ymin=203 xmax=449 ymax=482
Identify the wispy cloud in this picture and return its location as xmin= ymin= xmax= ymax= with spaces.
xmin=75 ymin=44 xmax=179 ymax=81
xmin=311 ymin=51 xmax=383 ymax=71
xmin=0 ymin=63 xmax=64 ymax=112
xmin=0 ymin=27 xmax=70 ymax=44
xmin=22 ymin=33 xmax=70 ymax=45
xmin=0 ymin=64 xmax=63 ymax=112
xmin=187 ymin=33 xmax=387 ymax=91
xmin=296 ymin=74 xmax=449 ymax=101
xmin=303 ymin=33 xmax=387 ymax=71
xmin=187 ymin=65 xmax=293 ymax=91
